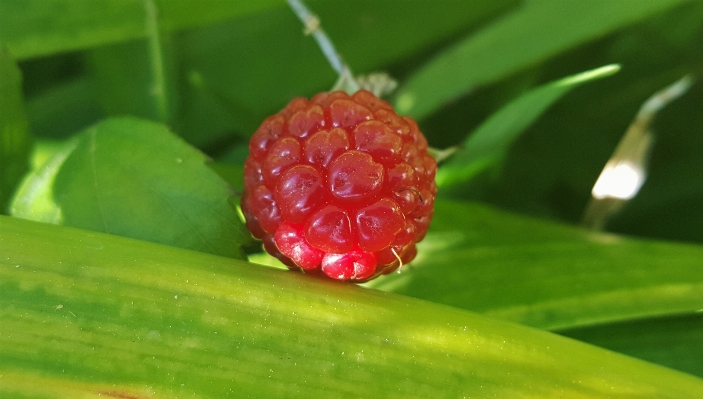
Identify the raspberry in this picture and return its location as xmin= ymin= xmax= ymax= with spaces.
xmin=241 ymin=90 xmax=437 ymax=282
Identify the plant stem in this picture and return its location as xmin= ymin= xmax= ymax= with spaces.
xmin=287 ymin=0 xmax=359 ymax=93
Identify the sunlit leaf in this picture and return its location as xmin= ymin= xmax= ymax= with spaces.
xmin=2 ymin=215 xmax=703 ymax=398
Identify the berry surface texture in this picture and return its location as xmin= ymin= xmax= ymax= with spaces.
xmin=242 ymin=90 xmax=437 ymax=282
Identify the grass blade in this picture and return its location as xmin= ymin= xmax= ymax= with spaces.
xmin=367 ymin=199 xmax=703 ymax=331
xmin=2 ymin=215 xmax=703 ymax=398
xmin=436 ymin=64 xmax=620 ymax=189
xmin=394 ymin=0 xmax=687 ymax=120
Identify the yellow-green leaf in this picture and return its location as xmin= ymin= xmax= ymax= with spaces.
xmin=2 ymin=215 xmax=703 ymax=398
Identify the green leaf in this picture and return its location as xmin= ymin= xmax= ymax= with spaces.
xmin=0 ymin=0 xmax=283 ymax=60
xmin=0 ymin=45 xmax=32 ymax=214
xmin=559 ymin=314 xmax=703 ymax=378
xmin=436 ymin=64 xmax=620 ymax=189
xmin=394 ymin=0 xmax=688 ymax=120
xmin=2 ymin=216 xmax=703 ymax=398
xmin=10 ymin=117 xmax=250 ymax=259
xmin=366 ymin=199 xmax=703 ymax=331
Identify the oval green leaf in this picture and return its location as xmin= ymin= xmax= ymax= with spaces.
xmin=10 ymin=117 xmax=250 ymax=259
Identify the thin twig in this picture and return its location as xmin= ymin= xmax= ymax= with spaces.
xmin=287 ymin=0 xmax=359 ymax=93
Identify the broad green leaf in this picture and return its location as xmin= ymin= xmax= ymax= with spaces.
xmin=394 ymin=0 xmax=688 ymax=120
xmin=2 ymin=216 xmax=703 ymax=398
xmin=0 ymin=45 xmax=32 ymax=214
xmin=0 ymin=0 xmax=282 ymax=60
xmin=177 ymin=0 xmax=515 ymax=146
xmin=366 ymin=199 xmax=703 ymax=331
xmin=436 ymin=64 xmax=620 ymax=189
xmin=10 ymin=117 xmax=251 ymax=259
xmin=559 ymin=314 xmax=703 ymax=378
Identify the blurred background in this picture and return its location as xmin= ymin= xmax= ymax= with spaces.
xmin=7 ymin=0 xmax=703 ymax=243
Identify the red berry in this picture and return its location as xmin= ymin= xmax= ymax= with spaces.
xmin=241 ymin=90 xmax=436 ymax=282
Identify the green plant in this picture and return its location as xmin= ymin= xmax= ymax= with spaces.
xmin=2 ymin=1 xmax=703 ymax=397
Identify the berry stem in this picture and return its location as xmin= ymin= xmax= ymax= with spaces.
xmin=287 ymin=0 xmax=360 ymax=93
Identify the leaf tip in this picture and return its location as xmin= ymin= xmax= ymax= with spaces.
xmin=557 ymin=64 xmax=621 ymax=87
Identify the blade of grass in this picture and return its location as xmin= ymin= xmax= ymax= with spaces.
xmin=367 ymin=199 xmax=703 ymax=331
xmin=2 ymin=215 xmax=703 ymax=398
xmin=394 ymin=0 xmax=688 ymax=120
xmin=436 ymin=64 xmax=620 ymax=189
xmin=558 ymin=313 xmax=703 ymax=378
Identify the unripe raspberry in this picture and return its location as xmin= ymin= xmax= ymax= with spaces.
xmin=242 ymin=90 xmax=436 ymax=282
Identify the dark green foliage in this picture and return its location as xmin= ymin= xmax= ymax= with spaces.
xmin=0 ymin=45 xmax=31 ymax=213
